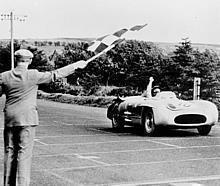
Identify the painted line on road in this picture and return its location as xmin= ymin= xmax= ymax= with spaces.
xmin=73 ymin=144 xmax=220 ymax=155
xmin=171 ymin=183 xmax=203 ymax=186
xmin=111 ymin=174 xmax=220 ymax=186
xmin=33 ymin=139 xmax=220 ymax=149
xmin=34 ymin=139 xmax=183 ymax=146
xmin=40 ymin=116 xmax=106 ymax=122
xmin=76 ymin=154 xmax=110 ymax=166
xmin=34 ymin=133 xmax=220 ymax=142
xmin=38 ymin=122 xmax=106 ymax=126
xmin=33 ymin=146 xmax=177 ymax=158
xmin=36 ymin=126 xmax=220 ymax=140
xmin=24 ymin=144 xmax=220 ymax=158
xmin=34 ymin=138 xmax=48 ymax=145
xmin=45 ymin=170 xmax=77 ymax=185
xmin=32 ymin=156 xmax=220 ymax=172
xmin=152 ymin=135 xmax=220 ymax=141
xmin=61 ymin=122 xmax=95 ymax=126
xmin=35 ymin=134 xmax=109 ymax=138
xmin=34 ymin=132 xmax=220 ymax=140
xmin=34 ymin=145 xmax=220 ymax=157
xmin=147 ymin=139 xmax=181 ymax=148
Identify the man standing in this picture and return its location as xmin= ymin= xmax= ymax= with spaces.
xmin=0 ymin=49 xmax=87 ymax=186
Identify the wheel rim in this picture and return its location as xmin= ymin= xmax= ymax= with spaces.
xmin=112 ymin=114 xmax=122 ymax=128
xmin=112 ymin=116 xmax=118 ymax=128
xmin=144 ymin=112 xmax=154 ymax=133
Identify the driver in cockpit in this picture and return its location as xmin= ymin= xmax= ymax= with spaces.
xmin=142 ymin=77 xmax=161 ymax=98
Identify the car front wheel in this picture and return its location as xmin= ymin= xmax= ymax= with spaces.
xmin=197 ymin=125 xmax=212 ymax=136
xmin=141 ymin=108 xmax=156 ymax=136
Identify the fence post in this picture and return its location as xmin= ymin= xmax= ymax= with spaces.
xmin=193 ymin=77 xmax=201 ymax=100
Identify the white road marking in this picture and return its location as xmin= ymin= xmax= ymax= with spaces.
xmin=152 ymin=136 xmax=220 ymax=141
xmin=37 ymin=124 xmax=58 ymax=127
xmin=32 ymin=156 xmax=220 ymax=172
xmin=33 ymin=147 xmax=177 ymax=158
xmin=147 ymin=139 xmax=182 ymax=148
xmin=34 ymin=138 xmax=181 ymax=146
xmin=33 ymin=138 xmax=220 ymax=148
xmin=34 ymin=133 xmax=220 ymax=140
xmin=36 ymin=134 xmax=107 ymax=138
xmin=39 ymin=122 xmax=104 ymax=126
xmin=61 ymin=122 xmax=91 ymax=126
xmin=171 ymin=183 xmax=203 ymax=186
xmin=36 ymin=126 xmax=220 ymax=140
xmin=111 ymin=174 xmax=220 ymax=186
xmin=76 ymin=154 xmax=110 ymax=166
xmin=34 ymin=138 xmax=48 ymax=145
xmin=45 ymin=170 xmax=77 ymax=185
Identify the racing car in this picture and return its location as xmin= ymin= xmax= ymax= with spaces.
xmin=107 ymin=91 xmax=218 ymax=136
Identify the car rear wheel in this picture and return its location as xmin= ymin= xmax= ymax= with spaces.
xmin=141 ymin=108 xmax=156 ymax=136
xmin=112 ymin=114 xmax=124 ymax=130
xmin=197 ymin=125 xmax=212 ymax=136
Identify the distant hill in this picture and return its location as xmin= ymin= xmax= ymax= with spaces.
xmin=24 ymin=37 xmax=94 ymax=43
xmin=1 ymin=38 xmax=220 ymax=56
xmin=26 ymin=38 xmax=220 ymax=57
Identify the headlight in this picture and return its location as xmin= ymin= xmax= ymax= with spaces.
xmin=167 ymin=103 xmax=180 ymax=111
xmin=167 ymin=102 xmax=191 ymax=111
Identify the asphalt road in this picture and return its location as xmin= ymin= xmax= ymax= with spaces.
xmin=1 ymin=98 xmax=220 ymax=186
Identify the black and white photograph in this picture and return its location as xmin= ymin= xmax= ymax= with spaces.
xmin=0 ymin=0 xmax=220 ymax=185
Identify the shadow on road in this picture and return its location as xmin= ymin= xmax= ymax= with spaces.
xmin=97 ymin=126 xmax=200 ymax=138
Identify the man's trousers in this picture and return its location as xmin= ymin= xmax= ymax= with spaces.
xmin=4 ymin=126 xmax=36 ymax=186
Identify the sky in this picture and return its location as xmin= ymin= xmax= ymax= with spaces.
xmin=0 ymin=0 xmax=220 ymax=44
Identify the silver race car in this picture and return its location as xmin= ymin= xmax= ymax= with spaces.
xmin=107 ymin=91 xmax=218 ymax=136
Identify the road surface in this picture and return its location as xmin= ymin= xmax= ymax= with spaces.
xmin=0 ymin=98 xmax=220 ymax=186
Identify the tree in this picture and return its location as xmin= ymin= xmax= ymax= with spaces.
xmin=28 ymin=46 xmax=54 ymax=72
xmin=0 ymin=40 xmax=20 ymax=72
xmin=105 ymin=40 xmax=166 ymax=90
xmin=166 ymin=38 xmax=220 ymax=99
xmin=192 ymin=49 xmax=220 ymax=99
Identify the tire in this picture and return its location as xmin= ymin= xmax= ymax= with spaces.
xmin=111 ymin=103 xmax=124 ymax=130
xmin=197 ymin=125 xmax=212 ymax=136
xmin=141 ymin=108 xmax=156 ymax=136
xmin=112 ymin=113 xmax=124 ymax=130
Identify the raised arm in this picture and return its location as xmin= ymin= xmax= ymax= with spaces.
xmin=53 ymin=60 xmax=88 ymax=79
xmin=142 ymin=77 xmax=154 ymax=97
xmin=36 ymin=60 xmax=88 ymax=84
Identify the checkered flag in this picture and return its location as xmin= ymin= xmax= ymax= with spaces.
xmin=87 ymin=24 xmax=147 ymax=54
xmin=84 ymin=24 xmax=147 ymax=64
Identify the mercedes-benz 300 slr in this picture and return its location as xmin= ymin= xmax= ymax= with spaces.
xmin=107 ymin=91 xmax=218 ymax=136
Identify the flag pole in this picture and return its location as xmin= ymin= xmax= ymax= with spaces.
xmin=86 ymin=38 xmax=125 ymax=64
xmin=86 ymin=44 xmax=115 ymax=63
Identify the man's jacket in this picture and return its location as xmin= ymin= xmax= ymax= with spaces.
xmin=0 ymin=62 xmax=81 ymax=127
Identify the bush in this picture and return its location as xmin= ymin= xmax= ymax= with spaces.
xmin=40 ymin=81 xmax=84 ymax=95
xmin=93 ymin=86 xmax=141 ymax=97
xmin=37 ymin=90 xmax=115 ymax=107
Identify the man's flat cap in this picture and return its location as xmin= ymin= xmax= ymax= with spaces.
xmin=14 ymin=49 xmax=33 ymax=58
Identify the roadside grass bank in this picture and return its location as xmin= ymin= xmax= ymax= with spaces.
xmin=37 ymin=90 xmax=115 ymax=108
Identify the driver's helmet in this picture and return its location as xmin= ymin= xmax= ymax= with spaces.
xmin=152 ymin=86 xmax=161 ymax=96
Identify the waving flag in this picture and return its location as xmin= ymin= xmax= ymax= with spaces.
xmin=88 ymin=23 xmax=147 ymax=54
